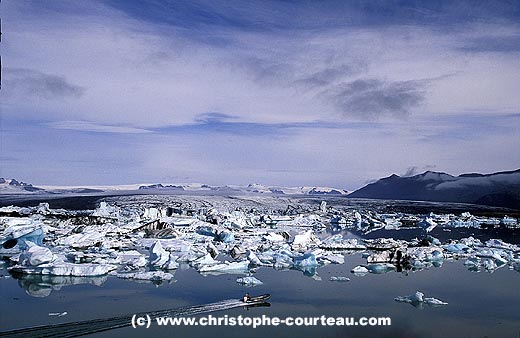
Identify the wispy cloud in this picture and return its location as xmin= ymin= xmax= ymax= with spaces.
xmin=3 ymin=68 xmax=85 ymax=100
xmin=48 ymin=121 xmax=152 ymax=134
xmin=326 ymin=79 xmax=425 ymax=119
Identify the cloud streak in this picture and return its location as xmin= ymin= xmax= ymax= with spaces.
xmin=48 ymin=121 xmax=152 ymax=134
xmin=326 ymin=79 xmax=425 ymax=119
xmin=3 ymin=68 xmax=85 ymax=100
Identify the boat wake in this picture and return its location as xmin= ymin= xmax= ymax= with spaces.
xmin=0 ymin=298 xmax=266 ymax=337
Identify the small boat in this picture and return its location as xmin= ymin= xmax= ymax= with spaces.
xmin=242 ymin=294 xmax=271 ymax=303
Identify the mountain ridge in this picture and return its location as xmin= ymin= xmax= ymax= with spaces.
xmin=349 ymin=169 xmax=520 ymax=210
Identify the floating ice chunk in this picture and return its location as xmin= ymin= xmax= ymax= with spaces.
xmin=164 ymin=254 xmax=180 ymax=270
xmin=196 ymin=225 xmax=216 ymax=238
xmin=459 ymin=237 xmax=481 ymax=247
xmin=292 ymin=230 xmax=320 ymax=251
xmin=351 ymin=265 xmax=369 ymax=275
xmin=384 ymin=217 xmax=402 ymax=230
xmin=320 ymin=236 xmax=366 ymax=250
xmin=19 ymin=245 xmax=55 ymax=266
xmin=57 ymin=232 xmax=106 ymax=249
xmin=279 ymin=214 xmax=324 ymax=228
xmin=407 ymin=247 xmax=444 ymax=263
xmin=149 ymin=241 xmax=169 ymax=267
xmin=364 ymin=238 xmax=401 ymax=250
xmin=418 ymin=217 xmax=437 ymax=233
xmin=395 ymin=291 xmax=424 ymax=303
xmin=0 ymin=221 xmax=44 ymax=252
xmin=92 ymin=202 xmax=119 ymax=218
xmin=485 ymin=239 xmax=517 ymax=251
xmin=263 ymin=233 xmax=286 ymax=243
xmin=395 ymin=291 xmax=448 ymax=307
xmin=481 ymin=258 xmax=498 ymax=271
xmin=293 ymin=253 xmax=318 ymax=268
xmin=443 ymin=243 xmax=469 ymax=254
xmin=117 ymin=250 xmax=147 ymax=268
xmin=217 ymin=231 xmax=235 ymax=243
xmin=222 ymin=211 xmax=251 ymax=229
xmin=366 ymin=263 xmax=395 ymax=274
xmin=116 ymin=271 xmax=175 ymax=281
xmin=367 ymin=251 xmax=393 ymax=263
xmin=476 ymin=249 xmax=508 ymax=265
xmin=423 ymin=297 xmax=448 ymax=306
xmin=198 ymin=260 xmax=250 ymax=275
xmin=191 ymin=253 xmax=219 ymax=269
xmin=272 ymin=252 xmax=294 ymax=269
xmin=236 ymin=276 xmax=263 ymax=286
xmin=10 ymin=262 xmax=117 ymax=276
xmin=143 ymin=207 xmax=161 ymax=220
xmin=246 ymin=250 xmax=262 ymax=266
xmin=330 ymin=276 xmax=350 ymax=282
xmin=320 ymin=253 xmax=345 ymax=265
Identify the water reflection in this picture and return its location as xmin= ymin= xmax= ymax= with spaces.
xmin=11 ymin=273 xmax=107 ymax=297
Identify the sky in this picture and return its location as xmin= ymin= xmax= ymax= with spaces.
xmin=1 ymin=0 xmax=519 ymax=189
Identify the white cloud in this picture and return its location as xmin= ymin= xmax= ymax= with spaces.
xmin=48 ymin=121 xmax=152 ymax=134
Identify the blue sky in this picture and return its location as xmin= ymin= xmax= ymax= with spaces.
xmin=1 ymin=0 xmax=519 ymax=189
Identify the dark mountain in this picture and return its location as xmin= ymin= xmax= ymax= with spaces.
xmin=349 ymin=169 xmax=520 ymax=210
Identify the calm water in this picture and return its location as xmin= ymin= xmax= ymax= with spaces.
xmin=1 ymin=247 xmax=519 ymax=338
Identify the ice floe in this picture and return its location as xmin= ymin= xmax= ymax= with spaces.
xmin=1 ymin=197 xmax=518 ymax=290
xmin=394 ymin=291 xmax=448 ymax=308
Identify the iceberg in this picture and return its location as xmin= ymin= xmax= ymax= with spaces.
xmin=92 ymin=202 xmax=119 ymax=218
xmin=198 ymin=260 xmax=250 ymax=275
xmin=320 ymin=236 xmax=366 ymax=250
xmin=10 ymin=262 xmax=117 ymax=276
xmin=366 ymin=263 xmax=395 ymax=274
xmin=116 ymin=271 xmax=175 ymax=281
xmin=329 ymin=276 xmax=350 ymax=282
xmin=292 ymin=230 xmax=320 ymax=251
xmin=0 ymin=222 xmax=44 ymax=253
xmin=19 ymin=244 xmax=56 ymax=266
xmin=217 ymin=231 xmax=235 ymax=243
xmin=149 ymin=240 xmax=170 ymax=267
xmin=395 ymin=291 xmax=448 ymax=307
xmin=263 ymin=232 xmax=287 ymax=243
xmin=293 ymin=253 xmax=318 ymax=268
xmin=351 ymin=266 xmax=369 ymax=276
xmin=236 ymin=276 xmax=263 ymax=286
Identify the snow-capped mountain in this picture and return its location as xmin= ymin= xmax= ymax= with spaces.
xmin=138 ymin=182 xmax=349 ymax=195
xmin=0 ymin=178 xmax=45 ymax=193
xmin=349 ymin=169 xmax=520 ymax=209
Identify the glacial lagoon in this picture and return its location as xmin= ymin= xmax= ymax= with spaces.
xmin=0 ymin=195 xmax=519 ymax=337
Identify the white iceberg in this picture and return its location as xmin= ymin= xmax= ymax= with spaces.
xmin=330 ymin=276 xmax=350 ymax=282
xmin=19 ymin=245 xmax=56 ymax=266
xmin=236 ymin=276 xmax=263 ymax=286
xmin=292 ymin=230 xmax=320 ymax=251
xmin=116 ymin=271 xmax=175 ymax=281
xmin=395 ymin=291 xmax=448 ymax=307
xmin=351 ymin=265 xmax=369 ymax=275
xmin=198 ymin=260 xmax=250 ymax=275
xmin=10 ymin=262 xmax=117 ymax=276
xmin=366 ymin=263 xmax=395 ymax=274
xmin=149 ymin=240 xmax=170 ymax=267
